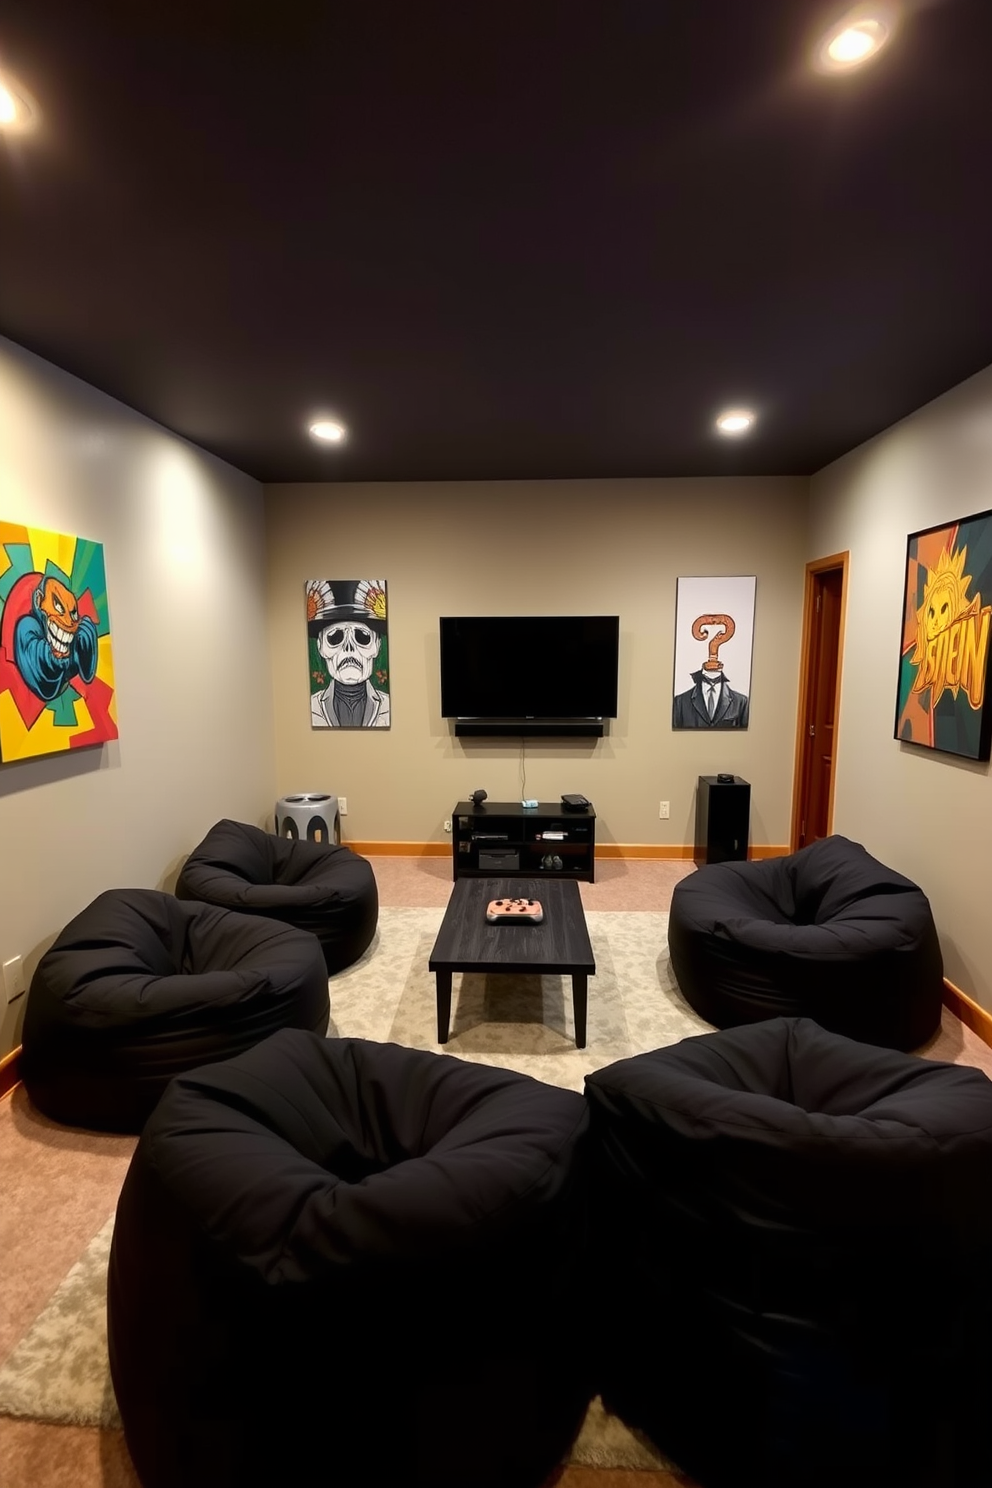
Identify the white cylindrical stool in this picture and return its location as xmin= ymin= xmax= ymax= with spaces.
xmin=275 ymin=793 xmax=341 ymax=845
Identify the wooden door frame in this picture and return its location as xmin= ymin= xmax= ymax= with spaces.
xmin=790 ymin=552 xmax=849 ymax=852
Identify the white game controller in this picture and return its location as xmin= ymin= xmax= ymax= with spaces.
xmin=485 ymin=897 xmax=544 ymax=924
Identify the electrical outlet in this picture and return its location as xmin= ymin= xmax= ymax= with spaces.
xmin=338 ymin=797 xmax=348 ymax=816
xmin=659 ymin=801 xmax=670 ymax=819
xmin=443 ymin=818 xmax=452 ymax=833
xmin=2 ymin=955 xmax=26 ymax=1009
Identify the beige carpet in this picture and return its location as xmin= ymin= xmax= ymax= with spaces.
xmin=0 ymin=906 xmax=706 ymax=1467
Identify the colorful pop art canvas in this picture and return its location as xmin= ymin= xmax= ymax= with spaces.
xmin=895 ymin=511 xmax=992 ymax=761
xmin=0 ymin=522 xmax=119 ymax=762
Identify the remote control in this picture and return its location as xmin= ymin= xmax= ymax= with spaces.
xmin=485 ymin=897 xmax=544 ymax=924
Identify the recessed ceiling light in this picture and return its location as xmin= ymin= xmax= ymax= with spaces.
xmin=0 ymin=71 xmax=38 ymax=132
xmin=715 ymin=409 xmax=756 ymax=436
xmin=814 ymin=6 xmax=897 ymax=73
xmin=309 ymin=419 xmax=347 ymax=444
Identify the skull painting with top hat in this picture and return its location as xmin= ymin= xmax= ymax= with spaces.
xmin=306 ymin=579 xmax=390 ymax=728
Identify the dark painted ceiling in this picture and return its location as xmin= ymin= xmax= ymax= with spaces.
xmin=2 ymin=0 xmax=992 ymax=484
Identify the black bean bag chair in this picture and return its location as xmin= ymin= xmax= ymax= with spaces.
xmin=176 ymin=818 xmax=378 ymax=975
xmin=20 ymin=889 xmax=329 ymax=1133
xmin=108 ymin=1030 xmax=592 ymax=1488
xmin=667 ymin=834 xmax=944 ymax=1049
xmin=584 ymin=1017 xmax=992 ymax=1488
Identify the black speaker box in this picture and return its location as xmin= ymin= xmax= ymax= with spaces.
xmin=694 ymin=776 xmax=750 ymax=867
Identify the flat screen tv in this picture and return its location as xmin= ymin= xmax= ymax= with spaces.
xmin=439 ymin=615 xmax=619 ymax=736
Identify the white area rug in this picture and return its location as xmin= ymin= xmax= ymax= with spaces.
xmin=0 ymin=1214 xmax=119 ymax=1429
xmin=0 ymin=906 xmax=707 ymax=1465
xmin=331 ymin=904 xmax=710 ymax=1092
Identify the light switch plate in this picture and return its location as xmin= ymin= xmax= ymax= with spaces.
xmin=2 ymin=955 xmax=26 ymax=1008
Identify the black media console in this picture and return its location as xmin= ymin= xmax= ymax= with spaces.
xmin=451 ymin=800 xmax=596 ymax=882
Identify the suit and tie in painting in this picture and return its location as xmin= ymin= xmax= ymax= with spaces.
xmin=672 ymin=669 xmax=750 ymax=729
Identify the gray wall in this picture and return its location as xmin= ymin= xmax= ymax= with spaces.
xmin=810 ymin=362 xmax=992 ymax=1008
xmin=0 ymin=337 xmax=276 ymax=1057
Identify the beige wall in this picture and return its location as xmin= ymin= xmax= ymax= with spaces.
xmin=810 ymin=362 xmax=992 ymax=1010
xmin=264 ymin=475 xmax=808 ymax=852
xmin=0 ymin=337 xmax=276 ymax=1057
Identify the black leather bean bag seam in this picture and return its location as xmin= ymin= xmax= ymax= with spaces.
xmin=668 ymin=834 xmax=944 ymax=1049
xmin=176 ymin=817 xmax=378 ymax=974
xmin=584 ymin=1016 xmax=992 ymax=1488
xmin=109 ymin=1030 xmax=593 ymax=1488
xmin=20 ymin=888 xmax=329 ymax=1133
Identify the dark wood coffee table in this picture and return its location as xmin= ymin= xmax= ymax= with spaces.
xmin=429 ymin=877 xmax=596 ymax=1047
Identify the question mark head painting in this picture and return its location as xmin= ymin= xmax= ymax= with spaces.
xmin=672 ymin=583 xmax=753 ymax=729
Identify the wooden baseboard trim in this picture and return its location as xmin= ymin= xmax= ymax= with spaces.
xmin=596 ymin=844 xmax=792 ymax=861
xmin=599 ymin=843 xmax=693 ymax=860
xmin=0 ymin=1045 xmax=21 ymax=1101
xmin=349 ymin=841 xmax=793 ymax=861
xmin=942 ymin=979 xmax=992 ymax=1051
xmin=347 ymin=841 xmax=450 ymax=858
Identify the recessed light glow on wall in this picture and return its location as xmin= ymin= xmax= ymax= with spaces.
xmin=715 ymin=409 xmax=756 ymax=436
xmin=0 ymin=71 xmax=38 ymax=132
xmin=309 ymin=419 xmax=347 ymax=444
xmin=813 ymin=6 xmax=897 ymax=73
